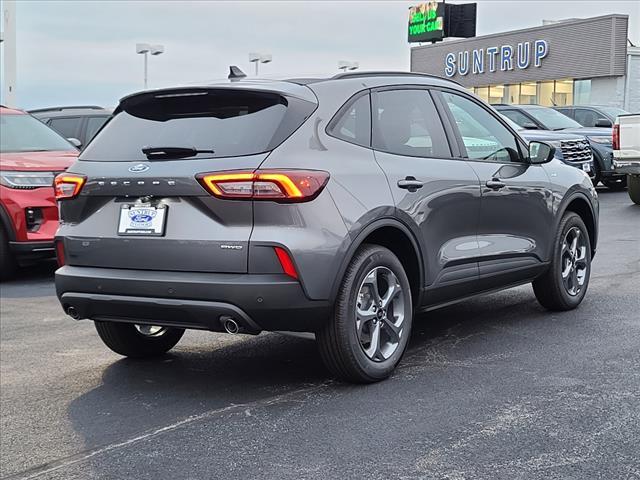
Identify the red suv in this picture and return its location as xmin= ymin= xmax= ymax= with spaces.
xmin=0 ymin=106 xmax=77 ymax=279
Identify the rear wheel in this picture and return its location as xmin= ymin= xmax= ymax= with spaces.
xmin=602 ymin=176 xmax=627 ymax=191
xmin=0 ymin=228 xmax=17 ymax=281
xmin=627 ymin=174 xmax=640 ymax=205
xmin=95 ymin=321 xmax=184 ymax=358
xmin=533 ymin=212 xmax=591 ymax=311
xmin=317 ymin=244 xmax=413 ymax=383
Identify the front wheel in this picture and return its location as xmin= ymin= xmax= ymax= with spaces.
xmin=95 ymin=321 xmax=184 ymax=358
xmin=0 ymin=228 xmax=17 ymax=281
xmin=317 ymin=244 xmax=413 ymax=383
xmin=533 ymin=212 xmax=591 ymax=311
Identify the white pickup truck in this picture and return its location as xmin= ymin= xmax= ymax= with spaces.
xmin=613 ymin=113 xmax=640 ymax=204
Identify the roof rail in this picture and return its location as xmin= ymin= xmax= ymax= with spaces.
xmin=28 ymin=105 xmax=105 ymax=113
xmin=331 ymin=70 xmax=462 ymax=86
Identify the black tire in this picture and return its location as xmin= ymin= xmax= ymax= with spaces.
xmin=533 ymin=212 xmax=591 ymax=311
xmin=626 ymin=175 xmax=640 ymax=205
xmin=317 ymin=244 xmax=413 ymax=383
xmin=94 ymin=321 xmax=184 ymax=358
xmin=0 ymin=227 xmax=17 ymax=281
xmin=602 ymin=176 xmax=627 ymax=191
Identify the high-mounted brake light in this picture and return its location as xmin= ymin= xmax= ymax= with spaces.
xmin=197 ymin=170 xmax=329 ymax=202
xmin=54 ymin=174 xmax=86 ymax=200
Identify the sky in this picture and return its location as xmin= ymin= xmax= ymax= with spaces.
xmin=1 ymin=0 xmax=639 ymax=109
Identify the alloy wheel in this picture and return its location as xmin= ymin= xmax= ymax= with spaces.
xmin=561 ymin=226 xmax=588 ymax=296
xmin=134 ymin=325 xmax=168 ymax=337
xmin=355 ymin=267 xmax=405 ymax=362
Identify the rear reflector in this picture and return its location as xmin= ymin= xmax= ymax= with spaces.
xmin=274 ymin=246 xmax=298 ymax=279
xmin=197 ymin=170 xmax=329 ymax=202
xmin=612 ymin=123 xmax=620 ymax=150
xmin=54 ymin=174 xmax=86 ymax=200
xmin=55 ymin=240 xmax=65 ymax=267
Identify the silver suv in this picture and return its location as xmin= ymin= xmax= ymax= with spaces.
xmin=54 ymin=72 xmax=598 ymax=383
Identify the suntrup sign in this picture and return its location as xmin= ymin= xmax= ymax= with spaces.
xmin=444 ymin=39 xmax=549 ymax=77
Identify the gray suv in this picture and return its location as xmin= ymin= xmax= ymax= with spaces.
xmin=54 ymin=72 xmax=598 ymax=383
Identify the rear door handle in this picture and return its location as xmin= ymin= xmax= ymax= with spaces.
xmin=397 ymin=176 xmax=424 ymax=192
xmin=485 ymin=178 xmax=506 ymax=190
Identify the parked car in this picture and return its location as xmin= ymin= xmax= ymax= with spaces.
xmin=613 ymin=113 xmax=640 ymax=204
xmin=495 ymin=104 xmax=625 ymax=190
xmin=54 ymin=71 xmax=598 ymax=383
xmin=553 ymin=105 xmax=630 ymax=128
xmin=499 ymin=114 xmax=594 ymax=177
xmin=0 ymin=106 xmax=78 ymax=279
xmin=29 ymin=105 xmax=111 ymax=149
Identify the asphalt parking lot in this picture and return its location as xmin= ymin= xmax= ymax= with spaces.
xmin=1 ymin=189 xmax=638 ymax=480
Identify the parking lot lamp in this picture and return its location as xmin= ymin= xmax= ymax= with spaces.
xmin=136 ymin=43 xmax=164 ymax=89
xmin=249 ymin=52 xmax=272 ymax=76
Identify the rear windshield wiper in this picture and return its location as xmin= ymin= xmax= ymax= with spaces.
xmin=141 ymin=146 xmax=215 ymax=159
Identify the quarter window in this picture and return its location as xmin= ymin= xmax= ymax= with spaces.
xmin=48 ymin=117 xmax=81 ymax=139
xmin=372 ymin=89 xmax=450 ymax=158
xmin=327 ymin=94 xmax=371 ymax=147
xmin=442 ymin=92 xmax=521 ymax=163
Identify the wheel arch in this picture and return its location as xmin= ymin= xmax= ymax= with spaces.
xmin=329 ymin=218 xmax=424 ymax=307
xmin=559 ymin=193 xmax=598 ymax=257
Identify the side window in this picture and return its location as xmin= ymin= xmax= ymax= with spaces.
xmin=442 ymin=92 xmax=522 ymax=163
xmin=85 ymin=116 xmax=110 ymax=143
xmin=555 ymin=108 xmax=573 ymax=119
xmin=327 ymin=94 xmax=371 ymax=147
xmin=499 ymin=109 xmax=535 ymax=129
xmin=372 ymin=89 xmax=450 ymax=158
xmin=48 ymin=117 xmax=81 ymax=139
xmin=574 ymin=109 xmax=598 ymax=127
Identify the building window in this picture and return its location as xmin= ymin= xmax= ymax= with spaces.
xmin=503 ymin=84 xmax=520 ymax=104
xmin=488 ymin=84 xmax=504 ymax=104
xmin=520 ymin=82 xmax=537 ymax=104
xmin=574 ymin=79 xmax=591 ymax=105
xmin=553 ymin=79 xmax=574 ymax=106
xmin=474 ymin=86 xmax=489 ymax=103
xmin=537 ymin=81 xmax=555 ymax=106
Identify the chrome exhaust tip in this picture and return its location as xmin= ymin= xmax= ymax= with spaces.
xmin=221 ymin=316 xmax=239 ymax=334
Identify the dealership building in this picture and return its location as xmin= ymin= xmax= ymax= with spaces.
xmin=411 ymin=14 xmax=640 ymax=112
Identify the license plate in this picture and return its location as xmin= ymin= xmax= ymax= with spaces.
xmin=582 ymin=163 xmax=591 ymax=172
xmin=118 ymin=204 xmax=167 ymax=236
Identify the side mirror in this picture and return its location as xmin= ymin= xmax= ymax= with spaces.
xmin=595 ymin=118 xmax=612 ymax=128
xmin=67 ymin=137 xmax=82 ymax=148
xmin=529 ymin=141 xmax=555 ymax=164
xmin=522 ymin=122 xmax=538 ymax=129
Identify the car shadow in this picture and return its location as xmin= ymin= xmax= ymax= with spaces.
xmin=0 ymin=260 xmax=57 ymax=298
xmin=62 ymin=285 xmax=546 ymax=463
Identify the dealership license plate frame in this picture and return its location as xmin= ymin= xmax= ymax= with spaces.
xmin=582 ymin=163 xmax=591 ymax=173
xmin=118 ymin=203 xmax=167 ymax=236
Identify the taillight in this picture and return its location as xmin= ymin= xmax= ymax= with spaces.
xmin=54 ymin=174 xmax=86 ymax=200
xmin=55 ymin=240 xmax=66 ymax=267
xmin=274 ymin=246 xmax=298 ymax=279
xmin=612 ymin=123 xmax=620 ymax=150
xmin=197 ymin=170 xmax=329 ymax=202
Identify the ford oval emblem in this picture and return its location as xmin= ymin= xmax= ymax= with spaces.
xmin=129 ymin=163 xmax=150 ymax=173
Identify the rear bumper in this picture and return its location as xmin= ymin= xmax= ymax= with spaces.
xmin=55 ymin=266 xmax=331 ymax=333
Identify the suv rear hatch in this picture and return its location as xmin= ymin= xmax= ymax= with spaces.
xmin=58 ymin=85 xmax=316 ymax=273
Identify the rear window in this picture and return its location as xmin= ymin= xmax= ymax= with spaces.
xmin=80 ymin=89 xmax=316 ymax=161
xmin=0 ymin=114 xmax=76 ymax=153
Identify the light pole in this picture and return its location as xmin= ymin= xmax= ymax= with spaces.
xmin=249 ymin=52 xmax=272 ymax=76
xmin=136 ymin=43 xmax=164 ymax=89
xmin=338 ymin=61 xmax=359 ymax=73
xmin=1 ymin=0 xmax=17 ymax=107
